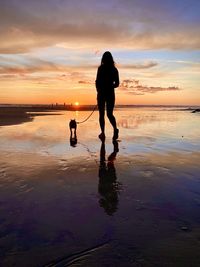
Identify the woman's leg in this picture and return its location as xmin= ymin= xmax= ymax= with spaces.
xmin=98 ymin=96 xmax=105 ymax=134
xmin=106 ymin=96 xmax=117 ymax=130
xmin=107 ymin=95 xmax=119 ymax=139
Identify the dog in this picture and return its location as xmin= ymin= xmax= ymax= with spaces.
xmin=69 ymin=119 xmax=77 ymax=133
xmin=69 ymin=119 xmax=77 ymax=137
xmin=69 ymin=119 xmax=77 ymax=147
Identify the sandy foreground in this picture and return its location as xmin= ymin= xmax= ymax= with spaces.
xmin=0 ymin=107 xmax=200 ymax=266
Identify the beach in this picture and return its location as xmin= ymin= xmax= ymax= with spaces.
xmin=0 ymin=106 xmax=200 ymax=266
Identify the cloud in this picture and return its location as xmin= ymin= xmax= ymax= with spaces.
xmin=0 ymin=0 xmax=199 ymax=53
xmin=0 ymin=53 xmax=159 ymax=78
xmin=0 ymin=55 xmax=95 ymax=75
xmin=78 ymin=80 xmax=94 ymax=84
xmin=0 ymin=53 xmax=159 ymax=76
xmin=120 ymin=61 xmax=158 ymax=69
xmin=119 ymin=79 xmax=180 ymax=95
xmin=0 ymin=55 xmax=181 ymax=95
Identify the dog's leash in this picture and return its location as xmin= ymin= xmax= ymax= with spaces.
xmin=77 ymin=105 xmax=97 ymax=124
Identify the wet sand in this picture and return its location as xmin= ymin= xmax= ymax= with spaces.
xmin=0 ymin=107 xmax=62 ymax=126
xmin=0 ymin=107 xmax=200 ymax=266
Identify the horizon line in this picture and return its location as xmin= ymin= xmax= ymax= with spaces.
xmin=0 ymin=103 xmax=199 ymax=107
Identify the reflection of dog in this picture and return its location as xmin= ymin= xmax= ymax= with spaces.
xmin=70 ymin=137 xmax=77 ymax=147
xmin=69 ymin=119 xmax=77 ymax=136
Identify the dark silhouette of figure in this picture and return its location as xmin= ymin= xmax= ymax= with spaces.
xmin=69 ymin=119 xmax=77 ymax=136
xmin=96 ymin=51 xmax=120 ymax=141
xmin=69 ymin=119 xmax=77 ymax=147
xmin=98 ymin=140 xmax=121 ymax=216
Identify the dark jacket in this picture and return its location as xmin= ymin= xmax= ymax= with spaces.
xmin=96 ymin=65 xmax=119 ymax=95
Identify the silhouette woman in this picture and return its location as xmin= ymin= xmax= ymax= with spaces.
xmin=96 ymin=51 xmax=120 ymax=140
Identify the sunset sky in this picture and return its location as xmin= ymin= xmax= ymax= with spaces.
xmin=0 ymin=0 xmax=200 ymax=105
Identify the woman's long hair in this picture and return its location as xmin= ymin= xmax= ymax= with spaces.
xmin=101 ymin=51 xmax=115 ymax=67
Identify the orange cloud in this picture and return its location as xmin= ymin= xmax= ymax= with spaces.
xmin=120 ymin=79 xmax=180 ymax=95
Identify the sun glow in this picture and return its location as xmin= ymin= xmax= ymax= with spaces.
xmin=74 ymin=102 xmax=79 ymax=106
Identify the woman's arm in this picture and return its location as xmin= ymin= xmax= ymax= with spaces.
xmin=113 ymin=68 xmax=119 ymax=88
xmin=95 ymin=67 xmax=101 ymax=92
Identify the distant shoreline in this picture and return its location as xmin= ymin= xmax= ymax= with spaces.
xmin=0 ymin=104 xmax=199 ymax=110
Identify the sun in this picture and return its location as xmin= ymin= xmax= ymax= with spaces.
xmin=74 ymin=101 xmax=79 ymax=106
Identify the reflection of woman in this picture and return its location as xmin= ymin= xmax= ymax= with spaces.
xmin=98 ymin=140 xmax=120 ymax=216
xmin=96 ymin=51 xmax=120 ymax=141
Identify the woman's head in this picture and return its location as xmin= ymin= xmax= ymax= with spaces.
xmin=101 ymin=51 xmax=115 ymax=66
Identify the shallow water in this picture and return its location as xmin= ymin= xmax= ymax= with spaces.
xmin=0 ymin=108 xmax=200 ymax=266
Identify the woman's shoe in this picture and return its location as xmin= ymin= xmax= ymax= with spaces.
xmin=113 ymin=129 xmax=119 ymax=140
xmin=98 ymin=133 xmax=105 ymax=141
